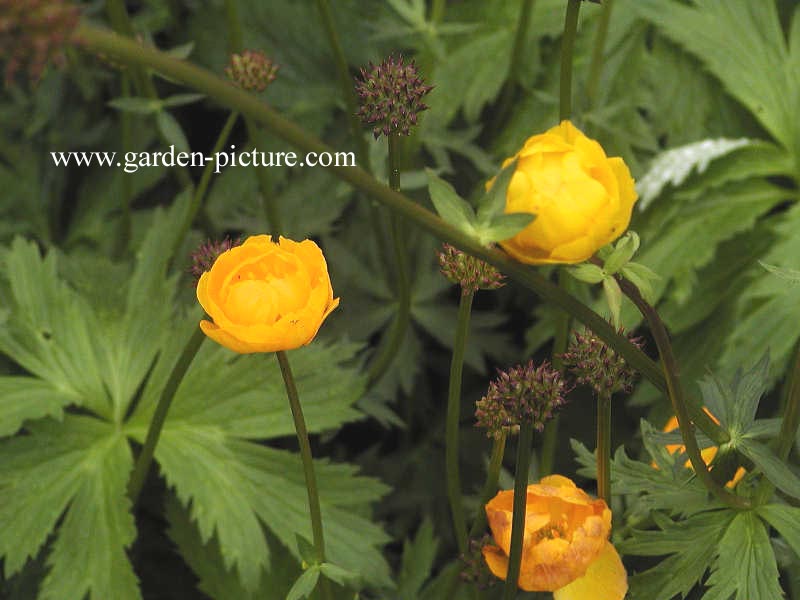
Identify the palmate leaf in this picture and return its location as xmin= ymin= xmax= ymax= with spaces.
xmin=634 ymin=0 xmax=800 ymax=156
xmin=703 ymin=512 xmax=783 ymax=600
xmin=0 ymin=416 xmax=138 ymax=600
xmin=125 ymin=316 xmax=389 ymax=593
xmin=620 ymin=510 xmax=734 ymax=600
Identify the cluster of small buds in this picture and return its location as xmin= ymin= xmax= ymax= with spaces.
xmin=475 ymin=360 xmax=566 ymax=438
xmin=189 ymin=237 xmax=241 ymax=284
xmin=225 ymin=50 xmax=278 ymax=92
xmin=0 ymin=0 xmax=80 ymax=85
xmin=438 ymin=244 xmax=505 ymax=295
xmin=459 ymin=536 xmax=496 ymax=590
xmin=560 ymin=329 xmax=641 ymax=397
xmin=354 ymin=54 xmax=433 ymax=139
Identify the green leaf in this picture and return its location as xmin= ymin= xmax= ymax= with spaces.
xmin=155 ymin=110 xmax=190 ymax=153
xmin=620 ymin=261 xmax=658 ymax=304
xmin=475 ymin=212 xmax=534 ymax=245
xmin=476 ymin=158 xmax=517 ymax=226
xmin=603 ymin=231 xmax=639 ymax=275
xmin=697 ymin=354 xmax=770 ymax=436
xmin=107 ymin=97 xmax=162 ymax=114
xmin=0 ymin=376 xmax=76 ymax=436
xmin=295 ymin=534 xmax=317 ymax=566
xmin=319 ymin=562 xmax=359 ymax=587
xmin=0 ymin=416 xmax=138 ymax=599
xmin=738 ymin=438 xmax=800 ymax=500
xmin=286 ymin=567 xmax=320 ymax=600
xmin=635 ymin=1 xmax=798 ymax=154
xmin=0 ymin=238 xmax=109 ymax=418
xmin=397 ymin=519 xmax=438 ymax=600
xmin=602 ymin=276 xmax=623 ymax=329
xmin=425 ymin=169 xmax=477 ymax=236
xmin=568 ymin=263 xmax=605 ymax=285
xmin=757 ymin=504 xmax=800 ymax=560
xmin=621 ymin=509 xmax=734 ymax=600
xmin=161 ymin=93 xmax=206 ymax=108
xmin=704 ymin=512 xmax=782 ymax=600
xmin=759 ymin=260 xmax=800 ymax=283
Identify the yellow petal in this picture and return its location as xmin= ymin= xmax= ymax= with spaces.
xmin=553 ymin=542 xmax=628 ymax=600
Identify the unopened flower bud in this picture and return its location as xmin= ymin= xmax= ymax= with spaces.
xmin=0 ymin=0 xmax=80 ymax=84
xmin=438 ymin=244 xmax=504 ymax=295
xmin=475 ymin=360 xmax=566 ymax=438
xmin=561 ymin=329 xmax=641 ymax=396
xmin=354 ymin=54 xmax=433 ymax=139
xmin=225 ymin=50 xmax=278 ymax=92
xmin=189 ymin=237 xmax=241 ymax=285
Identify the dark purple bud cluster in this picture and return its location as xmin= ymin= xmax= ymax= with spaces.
xmin=460 ymin=536 xmax=496 ymax=590
xmin=0 ymin=0 xmax=79 ymax=85
xmin=225 ymin=50 xmax=278 ymax=92
xmin=560 ymin=329 xmax=641 ymax=397
xmin=189 ymin=237 xmax=242 ymax=285
xmin=475 ymin=360 xmax=566 ymax=438
xmin=354 ymin=54 xmax=433 ymax=139
xmin=438 ymin=243 xmax=505 ymax=295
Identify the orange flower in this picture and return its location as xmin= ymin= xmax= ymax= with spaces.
xmin=482 ymin=475 xmax=627 ymax=599
xmin=661 ymin=410 xmax=746 ymax=488
xmin=196 ymin=235 xmax=339 ymax=353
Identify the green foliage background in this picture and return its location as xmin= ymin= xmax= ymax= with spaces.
xmin=2 ymin=0 xmax=800 ymax=598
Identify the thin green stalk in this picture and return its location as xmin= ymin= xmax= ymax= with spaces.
xmin=492 ymin=0 xmax=536 ymax=130
xmin=431 ymin=0 xmax=447 ymax=24
xmin=503 ymin=421 xmax=534 ymax=600
xmin=586 ymin=0 xmax=615 ymax=109
xmin=115 ymin=73 xmax=133 ymax=259
xmin=559 ymin=0 xmax=581 ymax=121
xmin=76 ymin=23 xmax=666 ymax=393
xmin=276 ymin=351 xmax=333 ymax=600
xmin=223 ymin=0 xmax=282 ymax=234
xmin=616 ymin=276 xmax=751 ymax=509
xmin=173 ymin=110 xmax=239 ymax=260
xmin=128 ymin=327 xmax=206 ymax=505
xmin=313 ymin=0 xmax=371 ymax=172
xmin=446 ymin=291 xmax=474 ymax=556
xmin=469 ymin=431 xmax=508 ymax=538
xmin=367 ymin=134 xmax=411 ymax=385
xmin=597 ymin=392 xmax=612 ymax=504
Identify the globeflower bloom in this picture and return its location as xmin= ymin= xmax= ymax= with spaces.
xmin=196 ymin=235 xmax=339 ymax=353
xmin=497 ymin=120 xmax=637 ymax=265
xmin=482 ymin=475 xmax=627 ymax=599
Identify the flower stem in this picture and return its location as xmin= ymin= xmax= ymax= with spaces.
xmin=430 ymin=0 xmax=447 ymax=24
xmin=114 ymin=73 xmax=133 ymax=259
xmin=468 ymin=430 xmax=508 ymax=538
xmin=559 ymin=0 xmax=581 ymax=121
xmin=276 ymin=350 xmax=333 ymax=600
xmin=597 ymin=391 xmax=612 ymax=504
xmin=313 ymin=0 xmax=370 ymax=172
xmin=615 ymin=276 xmax=751 ymax=509
xmin=173 ymin=110 xmax=239 ymax=259
xmin=446 ymin=291 xmax=474 ymax=556
xmin=503 ymin=421 xmax=534 ymax=600
xmin=128 ymin=326 xmax=205 ymax=505
xmin=586 ymin=0 xmax=615 ymax=109
xmin=367 ymin=133 xmax=411 ymax=385
xmin=76 ymin=22 xmax=666 ymax=393
xmin=491 ymin=0 xmax=536 ymax=129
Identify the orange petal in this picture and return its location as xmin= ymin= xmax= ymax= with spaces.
xmin=553 ymin=542 xmax=627 ymax=600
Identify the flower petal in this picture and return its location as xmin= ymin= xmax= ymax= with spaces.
xmin=553 ymin=542 xmax=628 ymax=600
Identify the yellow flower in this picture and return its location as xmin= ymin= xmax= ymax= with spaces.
xmin=196 ymin=235 xmax=339 ymax=353
xmin=497 ymin=120 xmax=637 ymax=265
xmin=661 ymin=410 xmax=746 ymax=488
xmin=482 ymin=475 xmax=628 ymax=599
